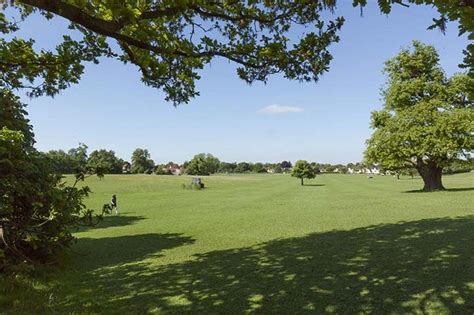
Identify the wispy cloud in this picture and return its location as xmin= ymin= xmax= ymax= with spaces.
xmin=258 ymin=104 xmax=304 ymax=115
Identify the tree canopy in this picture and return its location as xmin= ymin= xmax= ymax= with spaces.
xmin=365 ymin=41 xmax=474 ymax=191
xmin=67 ymin=143 xmax=89 ymax=172
xmin=43 ymin=149 xmax=77 ymax=174
xmin=1 ymin=1 xmax=472 ymax=105
xmin=43 ymin=143 xmax=90 ymax=174
xmin=0 ymin=91 xmax=107 ymax=270
xmin=130 ymin=148 xmax=155 ymax=174
xmin=291 ymin=160 xmax=316 ymax=185
xmin=185 ymin=153 xmax=220 ymax=176
xmin=0 ymin=89 xmax=35 ymax=146
xmin=87 ymin=149 xmax=124 ymax=174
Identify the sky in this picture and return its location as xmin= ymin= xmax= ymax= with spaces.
xmin=10 ymin=2 xmax=469 ymax=164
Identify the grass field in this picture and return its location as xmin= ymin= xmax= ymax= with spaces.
xmin=5 ymin=173 xmax=474 ymax=314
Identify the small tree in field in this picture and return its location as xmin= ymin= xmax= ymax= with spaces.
xmin=365 ymin=41 xmax=473 ymax=191
xmin=291 ymin=160 xmax=316 ymax=186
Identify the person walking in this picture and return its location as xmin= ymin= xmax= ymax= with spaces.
xmin=111 ymin=194 xmax=119 ymax=215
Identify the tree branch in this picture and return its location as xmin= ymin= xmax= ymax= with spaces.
xmin=18 ymin=0 xmax=263 ymax=69
xmin=19 ymin=0 xmax=125 ymax=32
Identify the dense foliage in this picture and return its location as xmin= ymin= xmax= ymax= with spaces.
xmin=1 ymin=1 xmax=471 ymax=105
xmin=39 ymin=147 xmax=451 ymax=177
xmin=42 ymin=149 xmax=77 ymax=174
xmin=235 ymin=162 xmax=252 ymax=173
xmin=130 ymin=148 xmax=155 ymax=174
xmin=365 ymin=42 xmax=474 ymax=191
xmin=215 ymin=161 xmax=291 ymax=174
xmin=444 ymin=158 xmax=474 ymax=174
xmin=291 ymin=160 xmax=316 ymax=185
xmin=185 ymin=153 xmax=220 ymax=176
xmin=43 ymin=145 xmax=124 ymax=174
xmin=0 ymin=91 xmax=106 ymax=271
xmin=43 ymin=143 xmax=87 ymax=174
xmin=87 ymin=149 xmax=124 ymax=174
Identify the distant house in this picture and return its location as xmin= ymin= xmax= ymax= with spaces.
xmin=164 ymin=164 xmax=182 ymax=175
xmin=122 ymin=162 xmax=131 ymax=174
xmin=370 ymin=167 xmax=380 ymax=175
xmin=361 ymin=167 xmax=380 ymax=175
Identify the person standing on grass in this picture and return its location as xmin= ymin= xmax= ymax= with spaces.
xmin=111 ymin=194 xmax=119 ymax=215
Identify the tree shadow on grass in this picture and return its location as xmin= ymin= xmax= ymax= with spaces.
xmin=404 ymin=187 xmax=474 ymax=193
xmin=60 ymin=216 xmax=474 ymax=314
xmin=72 ymin=233 xmax=196 ymax=271
xmin=445 ymin=187 xmax=474 ymax=192
xmin=74 ymin=214 xmax=146 ymax=232
xmin=303 ymin=184 xmax=325 ymax=187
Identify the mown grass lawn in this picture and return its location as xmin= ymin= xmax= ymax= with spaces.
xmin=5 ymin=173 xmax=474 ymax=314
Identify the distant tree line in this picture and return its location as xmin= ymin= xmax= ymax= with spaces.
xmin=43 ymin=145 xmax=126 ymax=175
xmin=42 ymin=147 xmax=473 ymax=178
xmin=41 ymin=148 xmax=294 ymax=176
xmin=41 ymin=145 xmax=379 ymax=176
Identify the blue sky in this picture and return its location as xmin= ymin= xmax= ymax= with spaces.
xmin=14 ymin=2 xmax=468 ymax=164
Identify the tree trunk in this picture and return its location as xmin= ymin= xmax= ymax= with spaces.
xmin=301 ymin=178 xmax=304 ymax=186
xmin=416 ymin=163 xmax=445 ymax=191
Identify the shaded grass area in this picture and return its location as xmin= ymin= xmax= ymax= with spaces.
xmin=2 ymin=173 xmax=473 ymax=313
xmin=52 ymin=216 xmax=474 ymax=313
xmin=73 ymin=233 xmax=195 ymax=271
xmin=74 ymin=213 xmax=146 ymax=232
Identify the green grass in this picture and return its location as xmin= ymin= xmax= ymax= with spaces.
xmin=4 ymin=173 xmax=474 ymax=314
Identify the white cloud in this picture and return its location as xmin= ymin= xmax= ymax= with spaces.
xmin=258 ymin=104 xmax=304 ymax=115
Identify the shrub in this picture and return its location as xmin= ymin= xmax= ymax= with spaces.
xmin=0 ymin=91 xmax=107 ymax=273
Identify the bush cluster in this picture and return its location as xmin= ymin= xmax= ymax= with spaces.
xmin=0 ymin=91 xmax=107 ymax=273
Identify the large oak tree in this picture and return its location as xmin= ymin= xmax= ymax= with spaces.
xmin=365 ymin=41 xmax=473 ymax=191
xmin=0 ymin=1 xmax=472 ymax=105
